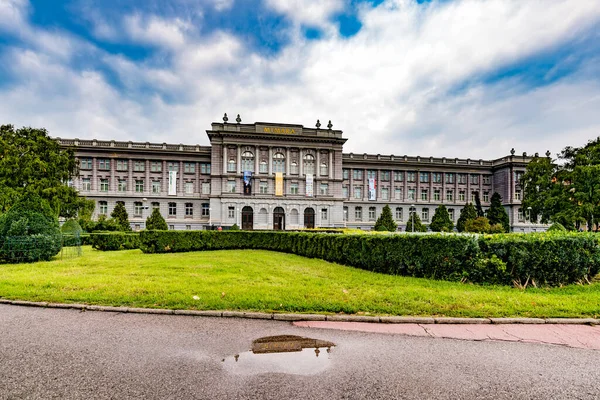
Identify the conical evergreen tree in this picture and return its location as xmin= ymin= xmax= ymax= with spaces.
xmin=474 ymin=191 xmax=485 ymax=217
xmin=111 ymin=201 xmax=132 ymax=231
xmin=487 ymin=192 xmax=510 ymax=232
xmin=430 ymin=205 xmax=454 ymax=232
xmin=405 ymin=211 xmax=427 ymax=232
xmin=374 ymin=205 xmax=397 ymax=231
xmin=145 ymin=208 xmax=168 ymax=230
xmin=456 ymin=203 xmax=477 ymax=232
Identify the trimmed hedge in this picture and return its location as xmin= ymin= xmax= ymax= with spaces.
xmin=91 ymin=232 xmax=140 ymax=251
xmin=138 ymin=231 xmax=600 ymax=286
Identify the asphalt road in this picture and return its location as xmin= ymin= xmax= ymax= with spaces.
xmin=1 ymin=305 xmax=599 ymax=400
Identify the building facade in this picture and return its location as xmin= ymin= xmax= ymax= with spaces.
xmin=57 ymin=119 xmax=543 ymax=232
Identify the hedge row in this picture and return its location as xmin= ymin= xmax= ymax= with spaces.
xmin=91 ymin=232 xmax=140 ymax=251
xmin=137 ymin=231 xmax=600 ymax=286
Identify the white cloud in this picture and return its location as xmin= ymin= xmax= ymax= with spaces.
xmin=124 ymin=13 xmax=193 ymax=49
xmin=265 ymin=0 xmax=344 ymax=28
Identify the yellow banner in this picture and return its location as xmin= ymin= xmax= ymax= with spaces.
xmin=275 ymin=172 xmax=283 ymax=196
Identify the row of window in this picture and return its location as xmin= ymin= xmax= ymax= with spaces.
xmin=80 ymin=158 xmax=211 ymax=174
xmin=343 ymin=206 xmax=453 ymax=223
xmin=230 ymin=152 xmax=328 ymax=176
xmin=82 ymin=178 xmax=211 ymax=194
xmin=97 ymin=201 xmax=210 ymax=218
xmin=343 ymin=186 xmax=492 ymax=202
xmin=226 ymin=180 xmax=329 ymax=195
xmin=343 ymin=169 xmax=493 ymax=185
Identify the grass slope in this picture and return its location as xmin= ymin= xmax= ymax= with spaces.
xmin=0 ymin=247 xmax=599 ymax=318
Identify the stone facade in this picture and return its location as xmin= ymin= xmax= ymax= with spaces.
xmin=57 ymin=120 xmax=541 ymax=231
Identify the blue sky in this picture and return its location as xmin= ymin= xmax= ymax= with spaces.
xmin=1 ymin=0 xmax=599 ymax=159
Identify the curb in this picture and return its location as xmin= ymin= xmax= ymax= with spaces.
xmin=1 ymin=298 xmax=598 ymax=325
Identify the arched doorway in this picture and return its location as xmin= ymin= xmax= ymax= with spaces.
xmin=242 ymin=206 xmax=253 ymax=230
xmin=273 ymin=207 xmax=285 ymax=230
xmin=304 ymin=207 xmax=315 ymax=229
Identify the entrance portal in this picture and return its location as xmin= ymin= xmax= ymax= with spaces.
xmin=304 ymin=208 xmax=315 ymax=229
xmin=273 ymin=207 xmax=285 ymax=230
xmin=242 ymin=206 xmax=254 ymax=230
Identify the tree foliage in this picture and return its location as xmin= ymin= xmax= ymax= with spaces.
xmin=464 ymin=217 xmax=491 ymax=233
xmin=487 ymin=192 xmax=510 ymax=232
xmin=405 ymin=211 xmax=427 ymax=232
xmin=429 ymin=205 xmax=453 ymax=232
xmin=111 ymin=201 xmax=132 ymax=232
xmin=456 ymin=203 xmax=477 ymax=232
xmin=474 ymin=192 xmax=484 ymax=217
xmin=145 ymin=208 xmax=168 ymax=231
xmin=0 ymin=125 xmax=92 ymax=217
xmin=374 ymin=205 xmax=397 ymax=232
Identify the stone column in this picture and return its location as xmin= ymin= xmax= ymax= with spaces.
xmin=223 ymin=145 xmax=228 ymax=174
xmin=329 ymin=151 xmax=333 ymax=179
xmin=237 ymin=145 xmax=241 ymax=174
xmin=92 ymin=157 xmax=97 ymax=191
xmin=299 ymin=149 xmax=304 ymax=176
xmin=268 ymin=147 xmax=273 ymax=175
xmin=286 ymin=147 xmax=290 ymax=175
xmin=179 ymin=161 xmax=184 ymax=194
xmin=145 ymin=160 xmax=150 ymax=196
xmin=162 ymin=160 xmax=168 ymax=196
xmin=254 ymin=146 xmax=259 ymax=173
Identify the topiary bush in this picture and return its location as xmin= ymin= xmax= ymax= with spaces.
xmin=547 ymin=222 xmax=567 ymax=233
xmin=0 ymin=194 xmax=62 ymax=262
xmin=145 ymin=208 xmax=168 ymax=231
xmin=91 ymin=232 xmax=140 ymax=251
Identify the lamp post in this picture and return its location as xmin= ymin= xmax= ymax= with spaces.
xmin=410 ymin=204 xmax=415 ymax=233
xmin=208 ymin=207 xmax=212 ymax=230
xmin=142 ymin=198 xmax=148 ymax=229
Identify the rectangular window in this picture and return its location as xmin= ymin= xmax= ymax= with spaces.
xmin=186 ymin=225 xmax=191 ymax=230
xmin=421 ymin=189 xmax=428 ymax=201
xmin=381 ymin=187 xmax=389 ymax=200
xmin=343 ymin=169 xmax=349 ymax=180
xmin=514 ymin=171 xmax=524 ymax=182
xmin=470 ymin=174 xmax=479 ymax=185
xmin=395 ymin=187 xmax=403 ymax=200
xmin=342 ymin=186 xmax=349 ymax=198
xmin=483 ymin=192 xmax=489 ymax=202
xmin=458 ymin=174 xmax=467 ymax=184
xmin=407 ymin=172 xmax=416 ymax=182
xmin=449 ymin=208 xmax=455 ymax=221
xmin=320 ymin=163 xmax=328 ymax=176
xmin=290 ymin=162 xmax=298 ymax=175
xmin=152 ymin=180 xmax=161 ymax=194
xmin=432 ymin=173 xmax=442 ymax=183
xmin=151 ymin=161 xmax=162 ymax=172
xmin=459 ymin=191 xmax=466 ymax=201
xmin=367 ymin=170 xmax=376 ymax=180
xmin=419 ymin=172 xmax=429 ymax=183
xmin=343 ymin=206 xmax=348 ymax=221
xmin=133 ymin=160 xmax=145 ymax=172
xmin=319 ymin=183 xmax=329 ymax=196
xmin=394 ymin=171 xmax=404 ymax=182
xmin=433 ymin=189 xmax=441 ymax=201
xmin=228 ymin=206 xmax=235 ymax=219
xmin=227 ymin=180 xmax=236 ymax=193
xmin=100 ymin=179 xmax=109 ymax=192
xmin=395 ymin=207 xmax=403 ymax=221
xmin=471 ymin=192 xmax=477 ymax=203
xmin=445 ymin=173 xmax=455 ymax=184
xmin=354 ymin=186 xmax=362 ymax=199
xmin=201 ymin=163 xmax=211 ymax=175
xmin=355 ymin=207 xmax=362 ymax=221
xmin=290 ymin=183 xmax=299 ymax=195
xmin=515 ymin=190 xmax=521 ymax=201
xmin=99 ymin=201 xmax=108 ymax=215
xmin=80 ymin=158 xmax=92 ymax=170
xmin=202 ymin=203 xmax=210 ymax=216
xmin=185 ymin=203 xmax=193 ymax=217
xmin=381 ymin=171 xmax=390 ymax=181
xmin=518 ymin=208 xmax=524 ymax=222
xmin=152 ymin=202 xmax=159 ymax=209
xmin=353 ymin=169 xmax=363 ymax=180
xmin=227 ymin=159 xmax=237 ymax=173
xmin=369 ymin=207 xmax=376 ymax=220
xmin=116 ymin=160 xmax=128 ymax=171
xmin=82 ymin=178 xmax=91 ymax=191
xmin=483 ymin=175 xmax=491 ymax=185
xmin=446 ymin=190 xmax=454 ymax=202
xmin=168 ymin=202 xmax=176 ymax=217
xmin=421 ymin=208 xmax=429 ymax=222
xmin=98 ymin=159 xmax=110 ymax=170
xmin=184 ymin=162 xmax=196 ymax=173
xmin=168 ymin=162 xmax=179 ymax=172
xmin=321 ymin=208 xmax=328 ymax=221
xmin=259 ymin=161 xmax=268 ymax=174
xmin=185 ymin=182 xmax=194 ymax=194
xmin=118 ymin=179 xmax=127 ymax=192
xmin=202 ymin=182 xmax=210 ymax=195
xmin=134 ymin=202 xmax=143 ymax=216
xmin=408 ymin=188 xmax=416 ymax=200
xmin=169 ymin=225 xmax=174 ymax=230
xmin=259 ymin=181 xmax=268 ymax=194
xmin=135 ymin=180 xmax=144 ymax=193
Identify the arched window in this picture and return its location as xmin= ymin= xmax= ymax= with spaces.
xmin=320 ymin=162 xmax=328 ymax=176
xmin=290 ymin=161 xmax=298 ymax=175
xmin=242 ymin=151 xmax=254 ymax=172
xmin=259 ymin=160 xmax=268 ymax=174
xmin=304 ymin=154 xmax=315 ymax=175
xmin=272 ymin=152 xmax=285 ymax=173
xmin=227 ymin=158 xmax=236 ymax=173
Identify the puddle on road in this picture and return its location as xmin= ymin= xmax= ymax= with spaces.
xmin=222 ymin=335 xmax=336 ymax=375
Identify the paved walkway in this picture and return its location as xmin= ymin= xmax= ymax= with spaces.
xmin=294 ymin=321 xmax=600 ymax=350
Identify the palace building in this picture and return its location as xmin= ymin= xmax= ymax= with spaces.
xmin=57 ymin=116 xmax=542 ymax=232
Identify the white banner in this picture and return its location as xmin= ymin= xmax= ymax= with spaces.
xmin=168 ymin=171 xmax=177 ymax=196
xmin=368 ymin=178 xmax=377 ymax=201
xmin=305 ymin=174 xmax=313 ymax=197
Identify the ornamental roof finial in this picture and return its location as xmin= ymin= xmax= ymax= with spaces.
xmin=327 ymin=120 xmax=333 ymax=130
xmin=223 ymin=113 xmax=228 ymax=123
xmin=236 ymin=114 xmax=241 ymax=124
xmin=316 ymin=119 xmax=321 ymax=129
xmin=510 ymin=148 xmax=515 ymax=156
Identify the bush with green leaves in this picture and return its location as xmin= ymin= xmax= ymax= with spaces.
xmin=145 ymin=208 xmax=168 ymax=230
xmin=0 ymin=194 xmax=62 ymax=262
xmin=374 ymin=205 xmax=397 ymax=232
xmin=547 ymin=222 xmax=567 ymax=233
xmin=139 ymin=230 xmax=600 ymax=286
xmin=430 ymin=205 xmax=454 ymax=232
xmin=487 ymin=193 xmax=510 ymax=232
xmin=465 ymin=217 xmax=492 ymax=233
xmin=456 ymin=203 xmax=477 ymax=232
xmin=61 ymin=219 xmax=84 ymax=247
xmin=405 ymin=212 xmax=427 ymax=232
xmin=111 ymin=202 xmax=132 ymax=232
xmin=230 ymin=223 xmax=240 ymax=231
xmin=91 ymin=232 xmax=140 ymax=251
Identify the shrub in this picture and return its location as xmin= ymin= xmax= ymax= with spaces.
xmin=111 ymin=202 xmax=132 ymax=231
xmin=0 ymin=194 xmax=62 ymax=262
xmin=145 ymin=208 xmax=168 ymax=230
xmin=61 ymin=219 xmax=83 ymax=235
xmin=465 ymin=217 xmax=492 ymax=233
xmin=430 ymin=205 xmax=454 ymax=232
xmin=230 ymin=223 xmax=240 ymax=231
xmin=547 ymin=222 xmax=567 ymax=232
xmin=374 ymin=205 xmax=397 ymax=232
xmin=456 ymin=203 xmax=477 ymax=232
xmin=487 ymin=193 xmax=510 ymax=232
xmin=405 ymin=212 xmax=427 ymax=232
xmin=91 ymin=232 xmax=140 ymax=251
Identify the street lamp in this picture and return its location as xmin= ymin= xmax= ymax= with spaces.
xmin=142 ymin=198 xmax=148 ymax=229
xmin=527 ymin=206 xmax=532 ymax=224
xmin=410 ymin=204 xmax=415 ymax=233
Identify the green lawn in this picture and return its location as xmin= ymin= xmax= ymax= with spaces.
xmin=1 ymin=246 xmax=599 ymax=318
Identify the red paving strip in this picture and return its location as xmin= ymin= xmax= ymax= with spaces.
xmin=293 ymin=321 xmax=600 ymax=350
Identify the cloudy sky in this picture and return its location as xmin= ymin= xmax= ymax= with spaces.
xmin=1 ymin=0 xmax=599 ymax=160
